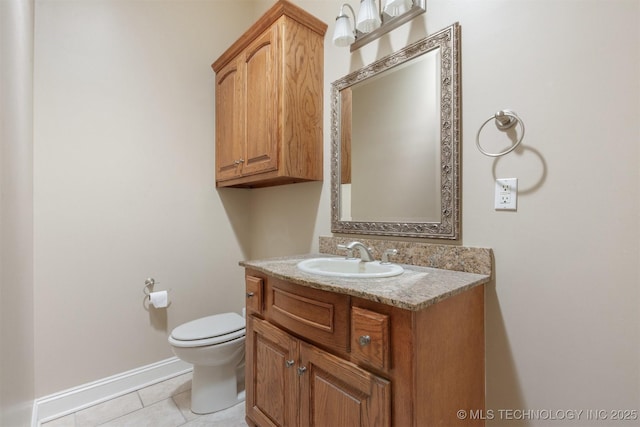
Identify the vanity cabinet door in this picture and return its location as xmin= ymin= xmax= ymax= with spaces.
xmin=299 ymin=341 xmax=391 ymax=427
xmin=351 ymin=307 xmax=390 ymax=371
xmin=245 ymin=275 xmax=264 ymax=316
xmin=246 ymin=316 xmax=299 ymax=427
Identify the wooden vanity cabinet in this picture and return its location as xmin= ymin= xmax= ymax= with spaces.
xmin=245 ymin=274 xmax=389 ymax=427
xmin=244 ymin=270 xmax=485 ymax=427
xmin=247 ymin=316 xmax=390 ymax=427
xmin=212 ymin=1 xmax=326 ymax=188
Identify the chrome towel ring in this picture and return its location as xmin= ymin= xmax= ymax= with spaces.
xmin=476 ymin=109 xmax=525 ymax=157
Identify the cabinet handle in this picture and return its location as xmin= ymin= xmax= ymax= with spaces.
xmin=297 ymin=366 xmax=307 ymax=376
xmin=358 ymin=335 xmax=371 ymax=346
xmin=246 ymin=292 xmax=255 ymax=298
xmin=285 ymin=360 xmax=295 ymax=368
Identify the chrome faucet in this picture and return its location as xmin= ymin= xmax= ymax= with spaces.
xmin=381 ymin=248 xmax=398 ymax=264
xmin=345 ymin=241 xmax=375 ymax=262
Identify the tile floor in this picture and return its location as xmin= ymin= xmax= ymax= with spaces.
xmin=41 ymin=373 xmax=248 ymax=427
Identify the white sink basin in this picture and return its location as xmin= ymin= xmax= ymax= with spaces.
xmin=297 ymin=257 xmax=404 ymax=278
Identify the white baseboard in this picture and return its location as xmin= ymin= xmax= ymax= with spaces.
xmin=32 ymin=357 xmax=192 ymax=426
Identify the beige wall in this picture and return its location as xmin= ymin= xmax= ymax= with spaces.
xmin=32 ymin=0 xmax=258 ymax=396
xmin=0 ymin=0 xmax=35 ymax=424
xmin=26 ymin=0 xmax=640 ymax=424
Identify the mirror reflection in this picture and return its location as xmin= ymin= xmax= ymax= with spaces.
xmin=331 ymin=23 xmax=461 ymax=239
xmin=341 ymin=48 xmax=441 ymax=222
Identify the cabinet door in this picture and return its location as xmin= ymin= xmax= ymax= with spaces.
xmin=351 ymin=307 xmax=390 ymax=371
xmin=299 ymin=341 xmax=391 ymax=427
xmin=242 ymin=24 xmax=279 ymax=177
xmin=246 ymin=316 xmax=299 ymax=427
xmin=215 ymin=57 xmax=244 ymax=181
xmin=245 ymin=275 xmax=264 ymax=316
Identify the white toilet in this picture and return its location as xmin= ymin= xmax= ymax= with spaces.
xmin=168 ymin=312 xmax=246 ymax=414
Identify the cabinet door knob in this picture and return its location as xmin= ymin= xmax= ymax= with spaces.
xmin=297 ymin=366 xmax=307 ymax=376
xmin=359 ymin=335 xmax=371 ymax=346
xmin=246 ymin=292 xmax=255 ymax=298
xmin=285 ymin=360 xmax=295 ymax=368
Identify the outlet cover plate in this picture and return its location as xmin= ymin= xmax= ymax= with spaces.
xmin=495 ymin=178 xmax=517 ymax=210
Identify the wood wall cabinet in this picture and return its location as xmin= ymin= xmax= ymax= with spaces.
xmin=211 ymin=1 xmax=327 ymax=188
xmin=244 ymin=270 xmax=485 ymax=427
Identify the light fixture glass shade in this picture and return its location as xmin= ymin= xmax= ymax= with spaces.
xmin=333 ymin=14 xmax=355 ymax=47
xmin=356 ymin=0 xmax=381 ymax=33
xmin=383 ymin=0 xmax=412 ymax=17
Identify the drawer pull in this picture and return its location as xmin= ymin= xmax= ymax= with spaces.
xmin=285 ymin=360 xmax=295 ymax=368
xmin=297 ymin=366 xmax=307 ymax=376
xmin=246 ymin=292 xmax=255 ymax=298
xmin=359 ymin=335 xmax=371 ymax=346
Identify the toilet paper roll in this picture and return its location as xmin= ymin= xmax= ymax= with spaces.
xmin=149 ymin=290 xmax=169 ymax=308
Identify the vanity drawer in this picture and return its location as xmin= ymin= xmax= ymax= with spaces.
xmin=245 ymin=275 xmax=264 ymax=315
xmin=266 ymin=278 xmax=349 ymax=354
xmin=351 ymin=306 xmax=390 ymax=371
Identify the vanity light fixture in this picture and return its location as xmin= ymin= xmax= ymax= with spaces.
xmin=383 ymin=0 xmax=412 ymax=17
xmin=332 ymin=0 xmax=426 ymax=51
xmin=333 ymin=4 xmax=356 ymax=47
xmin=356 ymin=0 xmax=382 ymax=33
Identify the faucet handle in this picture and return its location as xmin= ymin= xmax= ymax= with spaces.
xmin=381 ymin=249 xmax=398 ymax=264
xmin=337 ymin=244 xmax=355 ymax=259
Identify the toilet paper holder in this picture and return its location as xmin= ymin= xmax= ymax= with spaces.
xmin=143 ymin=277 xmax=155 ymax=296
xmin=143 ymin=277 xmax=172 ymax=299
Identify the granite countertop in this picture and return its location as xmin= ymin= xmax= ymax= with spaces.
xmin=240 ymin=254 xmax=491 ymax=311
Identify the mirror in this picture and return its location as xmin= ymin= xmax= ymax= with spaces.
xmin=330 ymin=23 xmax=461 ymax=239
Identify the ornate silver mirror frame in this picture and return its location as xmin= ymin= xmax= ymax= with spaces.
xmin=330 ymin=23 xmax=461 ymax=239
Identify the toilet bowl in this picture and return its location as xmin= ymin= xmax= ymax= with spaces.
xmin=168 ymin=312 xmax=246 ymax=414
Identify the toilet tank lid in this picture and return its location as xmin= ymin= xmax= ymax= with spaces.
xmin=171 ymin=312 xmax=245 ymax=341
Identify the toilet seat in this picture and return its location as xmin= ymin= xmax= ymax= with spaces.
xmin=169 ymin=312 xmax=245 ymax=348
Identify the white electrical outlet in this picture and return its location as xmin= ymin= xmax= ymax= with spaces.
xmin=495 ymin=178 xmax=518 ymax=210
